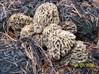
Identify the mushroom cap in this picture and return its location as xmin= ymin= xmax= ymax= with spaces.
xmin=46 ymin=30 xmax=76 ymax=60
xmin=7 ymin=13 xmax=33 ymax=36
xmin=20 ymin=24 xmax=35 ymax=36
xmin=70 ymin=41 xmax=88 ymax=65
xmin=43 ymin=24 xmax=62 ymax=47
xmin=58 ymin=41 xmax=88 ymax=66
xmin=20 ymin=21 xmax=45 ymax=37
xmin=59 ymin=21 xmax=77 ymax=33
xmin=33 ymin=2 xmax=60 ymax=33
xmin=33 ymin=23 xmax=43 ymax=34
xmin=20 ymin=23 xmax=44 ymax=46
xmin=43 ymin=23 xmax=62 ymax=37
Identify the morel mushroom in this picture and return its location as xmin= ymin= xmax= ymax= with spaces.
xmin=33 ymin=2 xmax=60 ymax=33
xmin=70 ymin=41 xmax=88 ymax=65
xmin=7 ymin=13 xmax=33 ymax=36
xmin=43 ymin=24 xmax=62 ymax=47
xmin=20 ymin=23 xmax=43 ymax=46
xmin=59 ymin=21 xmax=77 ymax=33
xmin=20 ymin=24 xmax=35 ymax=36
xmin=46 ymin=30 xmax=76 ymax=60
xmin=33 ymin=23 xmax=43 ymax=34
xmin=58 ymin=41 xmax=88 ymax=66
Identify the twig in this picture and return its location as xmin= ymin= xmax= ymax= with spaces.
xmin=18 ymin=36 xmax=55 ymax=74
xmin=0 ymin=32 xmax=17 ymax=42
xmin=24 ymin=42 xmax=37 ymax=74
xmin=33 ymin=39 xmax=56 ymax=74
xmin=71 ymin=4 xmax=82 ymax=18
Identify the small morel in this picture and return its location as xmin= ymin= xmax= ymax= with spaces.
xmin=59 ymin=21 xmax=77 ymax=34
xmin=20 ymin=24 xmax=35 ymax=36
xmin=7 ymin=13 xmax=34 ymax=36
xmin=70 ymin=41 xmax=88 ymax=65
xmin=59 ymin=41 xmax=88 ymax=66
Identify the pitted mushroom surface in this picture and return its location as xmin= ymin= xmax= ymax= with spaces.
xmin=7 ymin=13 xmax=33 ymax=36
xmin=33 ymin=2 xmax=60 ymax=33
xmin=46 ymin=30 xmax=76 ymax=60
xmin=70 ymin=41 xmax=88 ymax=65
xmin=59 ymin=21 xmax=77 ymax=33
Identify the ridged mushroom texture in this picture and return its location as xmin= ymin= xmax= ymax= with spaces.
xmin=59 ymin=21 xmax=77 ymax=34
xmin=70 ymin=41 xmax=88 ymax=65
xmin=58 ymin=41 xmax=88 ymax=66
xmin=20 ymin=24 xmax=35 ymax=36
xmin=20 ymin=23 xmax=44 ymax=46
xmin=33 ymin=2 xmax=60 ymax=33
xmin=44 ymin=29 xmax=76 ymax=60
xmin=7 ymin=13 xmax=33 ymax=36
xmin=43 ymin=24 xmax=62 ymax=45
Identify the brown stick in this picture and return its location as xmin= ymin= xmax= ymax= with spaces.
xmin=72 ymin=4 xmax=82 ymax=18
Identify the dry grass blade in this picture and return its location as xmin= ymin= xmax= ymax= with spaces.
xmin=17 ymin=37 xmax=41 ymax=73
xmin=0 ymin=2 xmax=7 ymax=19
xmin=0 ymin=32 xmax=17 ymax=42
xmin=20 ymin=67 xmax=27 ymax=74
xmin=22 ymin=41 xmax=37 ymax=74
xmin=71 ymin=4 xmax=82 ymax=18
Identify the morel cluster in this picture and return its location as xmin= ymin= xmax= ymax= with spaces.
xmin=7 ymin=2 xmax=88 ymax=66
